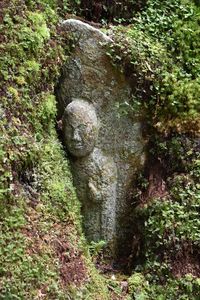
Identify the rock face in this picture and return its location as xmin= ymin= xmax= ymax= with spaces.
xmin=56 ymin=19 xmax=146 ymax=254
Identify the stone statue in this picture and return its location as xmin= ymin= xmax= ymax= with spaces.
xmin=56 ymin=19 xmax=146 ymax=256
xmin=63 ymin=99 xmax=117 ymax=245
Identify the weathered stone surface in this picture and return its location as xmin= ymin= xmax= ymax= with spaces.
xmin=64 ymin=99 xmax=98 ymax=157
xmin=72 ymin=148 xmax=117 ymax=243
xmin=56 ymin=19 xmax=146 ymax=253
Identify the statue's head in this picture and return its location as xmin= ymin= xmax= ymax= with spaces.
xmin=63 ymin=99 xmax=98 ymax=157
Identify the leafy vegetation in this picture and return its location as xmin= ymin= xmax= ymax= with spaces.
xmin=130 ymin=135 xmax=200 ymax=298
xmin=106 ymin=1 xmax=200 ymax=298
xmin=107 ymin=0 xmax=200 ymax=134
xmin=128 ymin=273 xmax=200 ymax=300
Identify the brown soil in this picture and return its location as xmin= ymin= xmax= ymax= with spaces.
xmin=54 ymin=237 xmax=87 ymax=286
xmin=171 ymin=244 xmax=200 ymax=278
xmin=22 ymin=204 xmax=88 ymax=288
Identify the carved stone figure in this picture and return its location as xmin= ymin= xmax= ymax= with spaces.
xmin=56 ymin=19 xmax=146 ymax=255
xmin=63 ymin=99 xmax=117 ymax=244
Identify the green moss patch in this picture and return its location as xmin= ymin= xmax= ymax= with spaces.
xmin=0 ymin=1 xmax=109 ymax=298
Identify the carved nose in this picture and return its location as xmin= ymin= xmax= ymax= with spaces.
xmin=73 ymin=129 xmax=82 ymax=142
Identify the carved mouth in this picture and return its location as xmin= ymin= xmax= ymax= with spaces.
xmin=73 ymin=144 xmax=83 ymax=149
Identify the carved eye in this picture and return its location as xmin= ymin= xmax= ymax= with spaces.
xmin=78 ymin=124 xmax=87 ymax=131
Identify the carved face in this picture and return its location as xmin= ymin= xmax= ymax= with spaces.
xmin=64 ymin=100 xmax=98 ymax=157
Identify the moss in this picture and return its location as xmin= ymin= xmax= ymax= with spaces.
xmin=128 ymin=272 xmax=200 ymax=300
xmin=0 ymin=0 xmax=109 ymax=298
xmin=107 ymin=0 xmax=200 ymax=135
xmin=106 ymin=1 xmax=200 ymax=298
